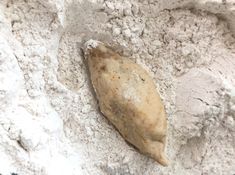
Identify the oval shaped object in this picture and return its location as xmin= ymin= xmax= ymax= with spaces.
xmin=83 ymin=40 xmax=169 ymax=166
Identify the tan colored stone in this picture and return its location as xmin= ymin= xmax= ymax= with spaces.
xmin=83 ymin=40 xmax=169 ymax=166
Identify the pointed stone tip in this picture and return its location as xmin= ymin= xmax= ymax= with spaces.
xmin=157 ymin=153 xmax=169 ymax=167
xmin=82 ymin=39 xmax=104 ymax=59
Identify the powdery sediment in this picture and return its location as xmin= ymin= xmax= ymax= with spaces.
xmin=0 ymin=0 xmax=235 ymax=174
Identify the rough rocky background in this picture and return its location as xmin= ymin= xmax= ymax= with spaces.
xmin=0 ymin=0 xmax=235 ymax=174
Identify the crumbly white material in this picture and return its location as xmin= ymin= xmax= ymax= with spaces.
xmin=0 ymin=0 xmax=235 ymax=174
xmin=83 ymin=39 xmax=101 ymax=56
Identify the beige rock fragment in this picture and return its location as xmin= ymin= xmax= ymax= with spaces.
xmin=83 ymin=40 xmax=169 ymax=166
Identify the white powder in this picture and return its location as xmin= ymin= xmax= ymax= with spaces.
xmin=0 ymin=0 xmax=235 ymax=174
xmin=84 ymin=39 xmax=101 ymax=50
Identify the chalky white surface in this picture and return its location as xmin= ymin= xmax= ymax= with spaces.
xmin=0 ymin=0 xmax=235 ymax=174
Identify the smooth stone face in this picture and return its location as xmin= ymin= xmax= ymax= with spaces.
xmin=83 ymin=40 xmax=169 ymax=166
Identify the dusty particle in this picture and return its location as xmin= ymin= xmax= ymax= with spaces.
xmin=112 ymin=27 xmax=121 ymax=36
xmin=83 ymin=40 xmax=169 ymax=166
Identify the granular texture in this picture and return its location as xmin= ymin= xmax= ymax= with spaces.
xmin=0 ymin=0 xmax=235 ymax=174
